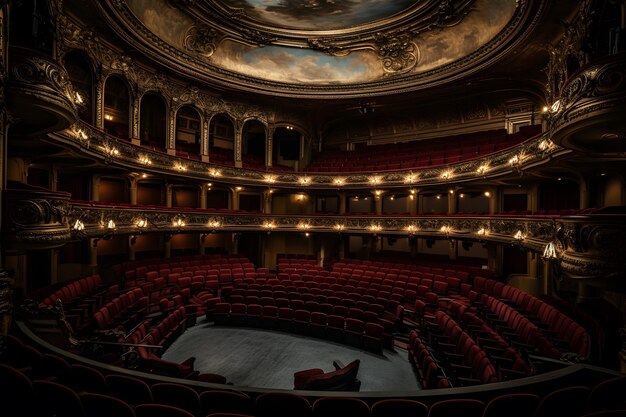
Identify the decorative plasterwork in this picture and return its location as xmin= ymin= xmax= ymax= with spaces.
xmin=66 ymin=203 xmax=626 ymax=278
xmin=183 ymin=23 xmax=219 ymax=57
xmin=83 ymin=0 xmax=542 ymax=98
xmin=55 ymin=121 xmax=568 ymax=189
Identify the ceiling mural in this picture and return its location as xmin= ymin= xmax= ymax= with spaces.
xmin=114 ymin=0 xmax=526 ymax=95
xmin=216 ymin=0 xmax=420 ymax=30
xmin=211 ymin=42 xmax=382 ymax=84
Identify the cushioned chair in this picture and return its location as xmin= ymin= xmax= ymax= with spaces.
xmin=199 ymin=390 xmax=254 ymax=416
xmin=588 ymin=376 xmax=626 ymax=411
xmin=152 ymin=382 xmax=201 ymax=417
xmin=294 ymin=360 xmax=361 ymax=391
xmin=33 ymin=380 xmax=84 ymax=417
xmin=0 ymin=363 xmax=35 ymax=417
xmin=70 ymin=364 xmax=107 ymax=393
xmin=135 ymin=404 xmax=195 ymax=417
xmin=428 ymin=399 xmax=484 ymax=417
xmin=483 ymin=393 xmax=540 ymax=417
xmin=255 ymin=392 xmax=312 ymax=417
xmin=312 ymin=397 xmax=370 ymax=417
xmin=534 ymin=386 xmax=590 ymax=417
xmin=79 ymin=392 xmax=135 ymax=417
xmin=372 ymin=399 xmax=428 ymax=417
xmin=105 ymin=374 xmax=153 ymax=406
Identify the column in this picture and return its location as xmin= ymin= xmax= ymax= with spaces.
xmin=447 ymin=189 xmax=457 ymax=214
xmin=129 ymin=177 xmax=138 ymax=205
xmin=91 ymin=175 xmax=100 ymax=201
xmin=231 ymin=233 xmax=239 ymax=255
xmin=448 ymin=239 xmax=457 ymax=260
xmin=200 ymin=185 xmax=207 ymax=209
xmin=266 ymin=125 xmax=274 ymax=168
xmin=128 ymin=236 xmax=136 ymax=261
xmin=234 ymin=122 xmax=243 ymax=168
xmin=201 ymin=113 xmax=211 ymax=163
xmin=164 ymin=234 xmax=172 ymax=259
xmin=579 ymin=178 xmax=590 ymax=210
xmin=408 ymin=189 xmax=418 ymax=215
xmin=231 ymin=188 xmax=240 ymax=210
xmin=95 ymin=76 xmax=105 ymax=129
xmin=485 ymin=187 xmax=497 ymax=214
xmin=165 ymin=184 xmax=173 ymax=208
xmin=373 ymin=191 xmax=383 ymax=215
xmin=541 ymin=259 xmax=552 ymax=296
xmin=417 ymin=192 xmax=425 ymax=214
xmin=199 ymin=234 xmax=206 ymax=256
xmin=131 ymin=94 xmax=141 ymax=145
xmin=166 ymin=107 xmax=176 ymax=155
xmin=338 ymin=192 xmax=346 ymax=215
xmin=528 ymin=251 xmax=538 ymax=278
xmin=486 ymin=243 xmax=501 ymax=275
xmin=263 ymin=190 xmax=272 ymax=213
xmin=90 ymin=238 xmax=99 ymax=268
xmin=50 ymin=167 xmax=58 ymax=192
xmin=528 ymin=185 xmax=539 ymax=213
xmin=409 ymin=237 xmax=418 ymax=258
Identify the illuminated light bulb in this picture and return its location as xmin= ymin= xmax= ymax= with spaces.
xmin=136 ymin=219 xmax=148 ymax=228
xmin=107 ymin=220 xmax=116 ymax=229
xmin=73 ymin=220 xmax=85 ymax=231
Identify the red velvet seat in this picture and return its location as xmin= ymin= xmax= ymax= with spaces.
xmin=79 ymin=392 xmax=135 ymax=417
xmin=152 ymin=382 xmax=201 ymax=417
xmin=372 ymin=399 xmax=428 ymax=417
xmin=0 ymin=363 xmax=35 ymax=417
xmin=534 ymin=386 xmax=590 ymax=417
xmin=255 ymin=392 xmax=312 ymax=417
xmin=312 ymin=397 xmax=370 ymax=417
xmin=482 ymin=393 xmax=540 ymax=417
xmin=70 ymin=363 xmax=107 ymax=393
xmin=33 ymin=380 xmax=84 ymax=417
xmin=428 ymin=399 xmax=484 ymax=417
xmin=105 ymin=374 xmax=153 ymax=406
xmin=135 ymin=404 xmax=195 ymax=417
xmin=199 ymin=390 xmax=254 ymax=416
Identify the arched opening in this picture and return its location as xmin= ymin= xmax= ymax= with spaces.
xmin=272 ymin=126 xmax=300 ymax=171
xmin=175 ymin=105 xmax=202 ymax=159
xmin=64 ymin=51 xmax=94 ymax=124
xmin=539 ymin=179 xmax=580 ymax=212
xmin=242 ymin=120 xmax=266 ymax=169
xmin=140 ymin=92 xmax=167 ymax=150
xmin=103 ymin=75 xmax=130 ymax=139
xmin=209 ymin=114 xmax=235 ymax=166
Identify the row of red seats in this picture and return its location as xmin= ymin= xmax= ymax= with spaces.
xmin=408 ymin=330 xmax=451 ymax=389
xmin=473 ymin=277 xmax=590 ymax=357
xmin=423 ymin=311 xmax=498 ymax=386
xmin=93 ymin=288 xmax=148 ymax=331
xmin=480 ymin=295 xmax=560 ymax=359
xmin=39 ymin=274 xmax=106 ymax=309
xmin=214 ymin=303 xmax=387 ymax=353
xmin=445 ymin=300 xmax=531 ymax=378
xmin=4 ymin=357 xmax=624 ymax=417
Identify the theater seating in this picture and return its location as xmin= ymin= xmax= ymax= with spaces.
xmin=294 ymin=360 xmax=361 ymax=391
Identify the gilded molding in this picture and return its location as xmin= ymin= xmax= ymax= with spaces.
xmin=86 ymin=0 xmax=541 ymax=98
xmin=55 ymin=121 xmax=567 ymax=190
xmin=66 ymin=202 xmax=626 ymax=278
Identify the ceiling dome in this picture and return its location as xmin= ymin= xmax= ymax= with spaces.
xmin=98 ymin=0 xmax=540 ymax=98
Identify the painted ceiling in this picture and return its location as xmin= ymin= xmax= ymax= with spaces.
xmin=110 ymin=0 xmax=525 ymax=96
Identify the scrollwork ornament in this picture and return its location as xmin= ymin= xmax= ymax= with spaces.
xmin=184 ymin=24 xmax=218 ymax=57
xmin=374 ymin=32 xmax=419 ymax=75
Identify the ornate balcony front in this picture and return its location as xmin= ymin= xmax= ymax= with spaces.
xmin=3 ymin=184 xmax=72 ymax=253
xmin=549 ymin=53 xmax=626 ymax=155
xmin=6 ymin=47 xmax=78 ymax=136
xmin=67 ymin=201 xmax=626 ymax=281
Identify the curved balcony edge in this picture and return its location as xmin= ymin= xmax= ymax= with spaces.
xmin=67 ymin=203 xmax=626 ymax=280
xmin=51 ymin=123 xmax=569 ymax=189
xmin=6 ymin=47 xmax=78 ymax=136
xmin=549 ymin=53 xmax=626 ymax=155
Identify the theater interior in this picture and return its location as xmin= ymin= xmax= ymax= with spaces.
xmin=1 ymin=0 xmax=626 ymax=416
